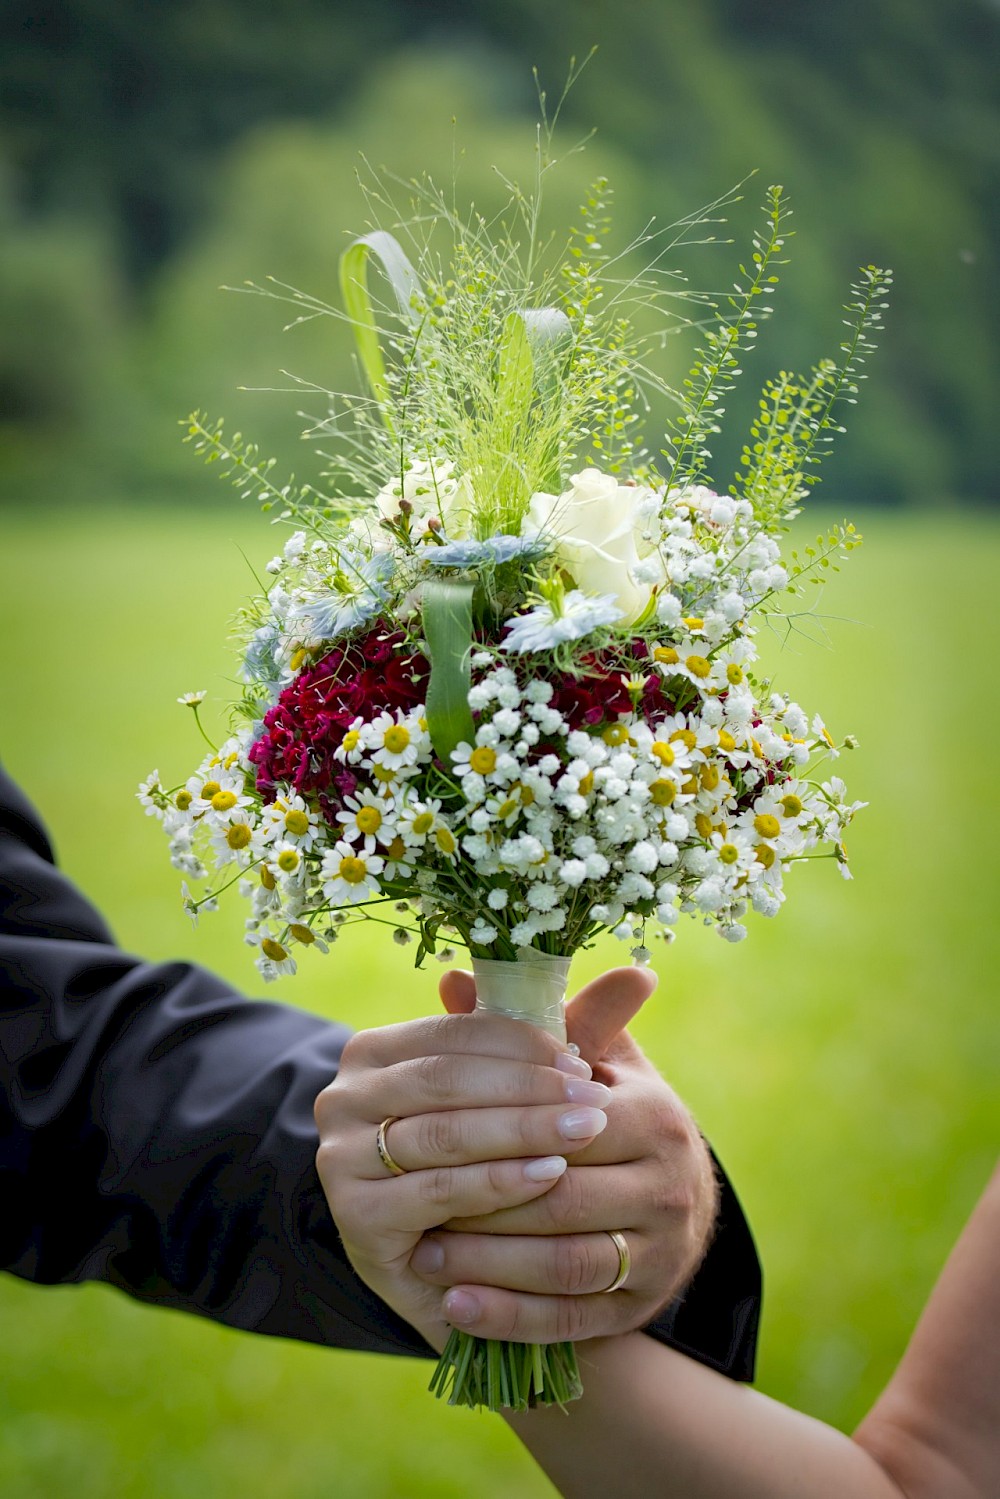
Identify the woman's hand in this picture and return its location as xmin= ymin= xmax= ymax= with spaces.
xmin=313 ymin=1010 xmax=610 ymax=1349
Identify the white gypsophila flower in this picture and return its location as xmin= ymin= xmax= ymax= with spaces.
xmin=487 ymin=887 xmax=509 ymax=910
xmin=469 ymin=921 xmax=498 ymax=945
xmin=502 ymin=590 xmax=623 ymax=654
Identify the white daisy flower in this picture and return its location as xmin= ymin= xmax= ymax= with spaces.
xmin=336 ymin=790 xmax=397 ymax=852
xmin=320 ymin=842 xmax=385 ymax=905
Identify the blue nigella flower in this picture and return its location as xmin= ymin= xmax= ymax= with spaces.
xmin=419 ymin=534 xmax=551 ymax=569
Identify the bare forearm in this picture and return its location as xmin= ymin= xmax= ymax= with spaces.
xmin=507 ymin=1333 xmax=903 ymax=1499
xmin=508 ymin=1161 xmax=1000 ymax=1499
xmin=854 ymin=1160 xmax=1000 ymax=1498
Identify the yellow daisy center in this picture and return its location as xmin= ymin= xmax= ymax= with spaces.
xmin=289 ymin=924 xmax=316 ymax=945
xmin=602 ymin=722 xmax=630 ymax=746
xmin=284 ymin=809 xmax=309 ymax=836
xmin=342 ymin=730 xmax=361 ymax=753
xmin=355 ymin=806 xmax=382 ymax=835
xmin=497 ymin=797 xmax=519 ymax=819
xmin=338 ymin=856 xmax=368 ymax=884
xmin=780 ymin=794 xmax=803 ymax=817
xmin=718 ymin=730 xmax=737 ymax=753
xmin=226 ymin=824 xmax=252 ymax=850
xmin=577 ymin=772 xmax=594 ymax=796
xmin=701 ymin=763 xmax=721 ymax=792
xmin=277 ymin=849 xmax=300 ymax=872
xmin=685 ymin=654 xmax=712 ymax=680
xmin=201 ymin=780 xmax=221 ymax=799
xmin=695 ymin=812 xmax=713 ymax=839
xmin=387 ymin=836 xmax=407 ymax=862
xmin=260 ymin=865 xmax=276 ymax=890
xmin=290 ymin=647 xmax=308 ymax=672
xmin=683 ymin=615 xmax=704 ymax=630
xmin=435 ymin=827 xmax=457 ymax=855
xmin=211 ymin=790 xmax=238 ymax=812
xmin=681 ymin=776 xmax=699 ymax=796
xmin=650 ymin=779 xmax=676 ymax=807
xmin=470 ymin=746 xmax=497 ymax=775
xmin=719 ymin=842 xmax=740 ymax=865
xmin=756 ymin=844 xmax=776 ymax=869
xmin=726 ymin=663 xmax=744 ymax=685
xmin=670 ymin=729 xmax=697 ymax=750
xmin=651 ymin=741 xmax=674 ymax=766
xmin=754 ymin=813 xmax=781 ymax=840
xmin=411 ymin=812 xmax=434 ymax=835
xmin=653 ymin=645 xmax=679 ymax=665
xmin=372 ymin=764 xmax=396 ymax=784
xmin=383 ymin=725 xmax=410 ymax=754
xmin=261 ymin=938 xmax=288 ymax=962
xmin=175 ymin=790 xmax=193 ymax=811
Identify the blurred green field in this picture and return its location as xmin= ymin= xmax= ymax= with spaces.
xmin=1 ymin=504 xmax=997 ymax=1498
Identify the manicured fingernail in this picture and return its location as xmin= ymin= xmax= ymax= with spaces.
xmin=444 ymin=1289 xmax=481 ymax=1326
xmin=563 ymin=1077 xmax=611 ymax=1106
xmin=410 ymin=1239 xmax=444 ymax=1274
xmin=523 ymin=1154 xmax=568 ymax=1181
xmin=558 ymin=1107 xmax=608 ymax=1140
xmin=554 ymin=1051 xmax=592 ymax=1079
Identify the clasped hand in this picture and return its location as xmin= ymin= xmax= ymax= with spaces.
xmin=315 ymin=966 xmax=719 ymax=1352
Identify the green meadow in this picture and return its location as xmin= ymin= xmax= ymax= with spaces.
xmin=1 ymin=504 xmax=997 ymax=1498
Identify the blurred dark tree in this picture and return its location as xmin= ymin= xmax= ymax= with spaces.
xmin=1 ymin=0 xmax=997 ymax=504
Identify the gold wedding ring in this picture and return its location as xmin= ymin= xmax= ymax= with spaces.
xmin=602 ymin=1230 xmax=632 ymax=1293
xmin=376 ymin=1116 xmax=407 ymax=1177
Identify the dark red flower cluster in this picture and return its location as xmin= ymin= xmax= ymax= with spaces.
xmin=548 ymin=640 xmax=677 ymax=730
xmin=248 ymin=623 xmax=428 ymax=810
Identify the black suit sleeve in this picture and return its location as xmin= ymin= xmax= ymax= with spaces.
xmin=0 ymin=767 xmax=760 ymax=1377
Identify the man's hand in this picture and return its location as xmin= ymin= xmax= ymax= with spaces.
xmin=409 ymin=967 xmax=720 ymax=1344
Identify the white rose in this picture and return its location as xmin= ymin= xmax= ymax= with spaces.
xmin=375 ymin=458 xmax=472 ymax=537
xmin=525 ymin=468 xmax=665 ymax=624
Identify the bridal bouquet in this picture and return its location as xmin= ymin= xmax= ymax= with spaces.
xmin=139 ymin=123 xmax=887 ymax=1409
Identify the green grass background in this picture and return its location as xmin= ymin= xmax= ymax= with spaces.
xmin=1 ymin=504 xmax=997 ymax=1497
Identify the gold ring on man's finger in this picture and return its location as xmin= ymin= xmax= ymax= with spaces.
xmin=601 ymin=1230 xmax=632 ymax=1292
xmin=376 ymin=1116 xmax=407 ymax=1176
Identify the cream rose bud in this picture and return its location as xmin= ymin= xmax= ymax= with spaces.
xmin=526 ymin=467 xmax=665 ymax=624
xmin=375 ymin=458 xmax=472 ymax=536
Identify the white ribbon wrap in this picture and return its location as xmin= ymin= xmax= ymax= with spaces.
xmin=472 ymin=950 xmax=571 ymax=1041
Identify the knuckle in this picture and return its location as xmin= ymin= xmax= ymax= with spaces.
xmin=648 ymin=1094 xmax=696 ymax=1152
xmin=494 ymin=1298 xmax=523 ymax=1341
xmin=544 ymin=1169 xmax=588 ymax=1231
xmin=419 ymin=1166 xmax=456 ymax=1210
xmin=415 ymin=1052 xmax=463 ymax=1106
xmin=552 ymin=1235 xmax=600 ymax=1295
xmin=337 ymin=1030 xmax=369 ymax=1073
xmin=554 ymin=1295 xmax=590 ymax=1341
xmin=416 ymin=1110 xmax=462 ymax=1161
xmin=516 ymin=1107 xmax=546 ymax=1154
xmin=484 ymin=1159 xmax=514 ymax=1198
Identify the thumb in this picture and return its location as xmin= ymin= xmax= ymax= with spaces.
xmin=565 ymin=965 xmax=658 ymax=1068
xmin=438 ymin=968 xmax=477 ymax=1015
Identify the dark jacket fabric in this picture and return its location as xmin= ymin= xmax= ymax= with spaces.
xmin=0 ymin=766 xmax=760 ymax=1376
